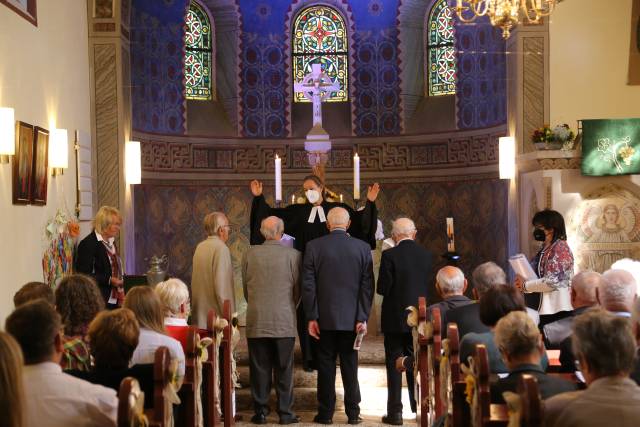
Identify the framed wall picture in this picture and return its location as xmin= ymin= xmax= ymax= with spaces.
xmin=31 ymin=126 xmax=49 ymax=205
xmin=12 ymin=121 xmax=34 ymax=205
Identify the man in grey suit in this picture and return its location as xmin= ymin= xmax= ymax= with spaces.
xmin=302 ymin=207 xmax=374 ymax=425
xmin=242 ymin=216 xmax=301 ymax=425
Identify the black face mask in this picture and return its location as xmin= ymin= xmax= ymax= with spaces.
xmin=533 ymin=229 xmax=546 ymax=241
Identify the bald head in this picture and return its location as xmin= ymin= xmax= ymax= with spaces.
xmin=391 ymin=217 xmax=417 ymax=241
xmin=436 ymin=266 xmax=467 ymax=297
xmin=571 ymin=271 xmax=602 ymax=309
xmin=599 ymin=269 xmax=637 ymax=313
xmin=260 ymin=216 xmax=284 ymax=241
xmin=327 ymin=207 xmax=350 ymax=230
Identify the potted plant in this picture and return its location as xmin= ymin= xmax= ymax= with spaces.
xmin=531 ymin=124 xmax=575 ymax=150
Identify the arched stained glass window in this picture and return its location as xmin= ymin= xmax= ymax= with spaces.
xmin=427 ymin=0 xmax=456 ymax=96
xmin=185 ymin=2 xmax=213 ymax=100
xmin=293 ymin=6 xmax=348 ymax=103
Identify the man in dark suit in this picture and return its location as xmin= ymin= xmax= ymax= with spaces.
xmin=302 ymin=207 xmax=374 ymax=425
xmin=428 ymin=266 xmax=473 ymax=320
xmin=376 ymin=217 xmax=432 ymax=425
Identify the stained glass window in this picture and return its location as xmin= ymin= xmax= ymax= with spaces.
xmin=292 ymin=6 xmax=348 ymax=103
xmin=427 ymin=0 xmax=456 ymax=96
xmin=185 ymin=1 xmax=213 ymax=100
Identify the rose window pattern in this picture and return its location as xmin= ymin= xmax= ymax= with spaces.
xmin=292 ymin=6 xmax=348 ymax=103
xmin=427 ymin=0 xmax=456 ymax=96
xmin=184 ymin=2 xmax=213 ymax=100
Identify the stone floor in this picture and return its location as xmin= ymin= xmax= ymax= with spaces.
xmin=233 ymin=329 xmax=417 ymax=426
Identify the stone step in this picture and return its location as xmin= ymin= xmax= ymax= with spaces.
xmin=237 ymin=364 xmax=408 ymax=389
xmin=235 ymin=385 xmax=415 ymax=414
xmin=235 ymin=334 xmax=387 ymax=366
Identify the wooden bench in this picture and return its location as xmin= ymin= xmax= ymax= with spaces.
xmin=146 ymin=346 xmax=172 ymax=427
xmin=471 ymin=344 xmax=543 ymax=427
xmin=118 ymin=377 xmax=146 ymax=427
xmin=416 ymin=298 xmax=443 ymax=426
xmin=441 ymin=323 xmax=468 ymax=427
xmin=177 ymin=326 xmax=199 ymax=426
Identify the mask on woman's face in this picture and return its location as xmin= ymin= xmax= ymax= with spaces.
xmin=305 ymin=189 xmax=320 ymax=204
xmin=533 ymin=228 xmax=546 ymax=241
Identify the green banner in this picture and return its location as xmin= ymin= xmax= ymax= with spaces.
xmin=582 ymin=118 xmax=640 ymax=176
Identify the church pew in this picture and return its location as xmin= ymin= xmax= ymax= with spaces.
xmin=470 ymin=344 xmax=543 ymax=427
xmin=118 ymin=377 xmax=146 ymax=427
xmin=221 ymin=299 xmax=235 ymax=427
xmin=417 ymin=297 xmax=429 ymax=427
xmin=429 ymin=306 xmax=443 ymax=420
xmin=203 ymin=308 xmax=220 ymax=427
xmin=177 ymin=326 xmax=199 ymax=427
xmin=146 ymin=346 xmax=172 ymax=427
xmin=441 ymin=323 xmax=469 ymax=427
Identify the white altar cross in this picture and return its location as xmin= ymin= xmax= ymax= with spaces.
xmin=294 ymin=63 xmax=340 ymax=128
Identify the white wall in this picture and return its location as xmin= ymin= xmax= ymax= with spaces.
xmin=549 ymin=0 xmax=640 ymax=126
xmin=0 ymin=1 xmax=91 ymax=323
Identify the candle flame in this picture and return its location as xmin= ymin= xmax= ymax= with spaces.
xmin=275 ymin=154 xmax=280 ymax=159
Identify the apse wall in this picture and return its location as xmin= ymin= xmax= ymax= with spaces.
xmin=129 ymin=0 xmax=507 ymax=137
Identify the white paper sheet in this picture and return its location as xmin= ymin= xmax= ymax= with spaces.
xmin=509 ymin=253 xmax=538 ymax=281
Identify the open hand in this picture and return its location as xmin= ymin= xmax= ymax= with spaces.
xmin=308 ymin=320 xmax=320 ymax=340
xmin=250 ymin=180 xmax=263 ymax=197
xmin=367 ymin=183 xmax=380 ymax=202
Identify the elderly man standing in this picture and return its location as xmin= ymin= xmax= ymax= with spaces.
xmin=242 ymin=216 xmax=301 ymax=425
xmin=376 ymin=217 xmax=432 ymax=425
xmin=191 ymin=211 xmax=235 ymax=327
xmin=302 ymin=207 xmax=374 ymax=425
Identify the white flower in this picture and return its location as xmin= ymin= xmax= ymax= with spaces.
xmin=553 ymin=125 xmax=571 ymax=142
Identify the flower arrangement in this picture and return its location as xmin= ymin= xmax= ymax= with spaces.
xmin=42 ymin=209 xmax=80 ymax=289
xmin=531 ymin=124 xmax=576 ymax=149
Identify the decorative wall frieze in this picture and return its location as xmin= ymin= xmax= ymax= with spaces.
xmin=136 ymin=125 xmax=506 ymax=177
xmin=517 ymin=149 xmax=581 ymax=173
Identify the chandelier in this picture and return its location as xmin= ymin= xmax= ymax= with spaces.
xmin=453 ymin=0 xmax=559 ymax=39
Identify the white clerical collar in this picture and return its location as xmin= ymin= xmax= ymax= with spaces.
xmin=308 ymin=205 xmax=326 ymax=223
xmin=95 ymin=231 xmax=115 ymax=247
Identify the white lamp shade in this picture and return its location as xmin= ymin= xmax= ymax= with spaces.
xmin=49 ymin=128 xmax=69 ymax=169
xmin=499 ymin=136 xmax=516 ymax=179
xmin=0 ymin=107 xmax=15 ymax=156
xmin=126 ymin=140 xmax=141 ymax=184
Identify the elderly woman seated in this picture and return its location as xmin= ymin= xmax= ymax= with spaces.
xmin=155 ymin=278 xmax=191 ymax=350
xmin=491 ymin=311 xmax=576 ymax=403
xmin=124 ymin=286 xmax=185 ymax=385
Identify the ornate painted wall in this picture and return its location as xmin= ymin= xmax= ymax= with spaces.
xmin=129 ymin=0 xmax=506 ymax=137
xmin=131 ymin=0 xmax=189 ymax=134
xmin=455 ymin=16 xmax=507 ymax=129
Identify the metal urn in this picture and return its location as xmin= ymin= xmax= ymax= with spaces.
xmin=146 ymin=254 xmax=168 ymax=286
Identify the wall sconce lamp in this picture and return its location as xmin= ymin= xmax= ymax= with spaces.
xmin=499 ymin=136 xmax=516 ymax=179
xmin=0 ymin=107 xmax=15 ymax=164
xmin=126 ymin=140 xmax=141 ymax=184
xmin=49 ymin=128 xmax=69 ymax=176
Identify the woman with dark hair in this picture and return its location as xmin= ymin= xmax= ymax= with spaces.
xmin=459 ymin=285 xmax=548 ymax=373
xmin=55 ymin=274 xmax=105 ymax=371
xmin=515 ymin=209 xmax=574 ymax=326
xmin=249 ymin=174 xmax=380 ymax=371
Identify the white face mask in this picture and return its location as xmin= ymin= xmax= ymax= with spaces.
xmin=305 ymin=189 xmax=320 ymax=204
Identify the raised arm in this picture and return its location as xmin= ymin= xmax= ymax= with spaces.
xmin=249 ymin=180 xmax=298 ymax=245
xmin=348 ymin=183 xmax=380 ymax=249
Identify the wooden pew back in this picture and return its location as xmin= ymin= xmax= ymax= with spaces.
xmin=118 ymin=377 xmax=146 ymax=427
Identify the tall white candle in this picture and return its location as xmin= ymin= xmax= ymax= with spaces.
xmin=353 ymin=153 xmax=360 ymax=200
xmin=446 ymin=217 xmax=455 ymax=252
xmin=291 ymin=194 xmax=295 ymax=205
xmin=340 ymin=194 xmax=343 ymax=203
xmin=275 ymin=155 xmax=282 ymax=202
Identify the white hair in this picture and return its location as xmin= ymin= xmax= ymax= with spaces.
xmin=571 ymin=271 xmax=602 ymax=304
xmin=260 ymin=216 xmax=284 ymax=240
xmin=391 ymin=217 xmax=416 ymax=238
xmin=436 ymin=266 xmax=465 ymax=296
xmin=611 ymin=258 xmax=640 ymax=296
xmin=472 ymin=262 xmax=506 ymax=295
xmin=155 ymin=278 xmax=190 ymax=317
xmin=327 ymin=207 xmax=350 ymax=227
xmin=601 ymin=269 xmax=637 ymax=311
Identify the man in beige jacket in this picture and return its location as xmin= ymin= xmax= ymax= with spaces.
xmin=242 ymin=216 xmax=301 ymax=425
xmin=191 ymin=211 xmax=235 ymax=327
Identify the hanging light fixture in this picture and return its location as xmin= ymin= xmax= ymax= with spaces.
xmin=454 ymin=0 xmax=560 ymax=39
